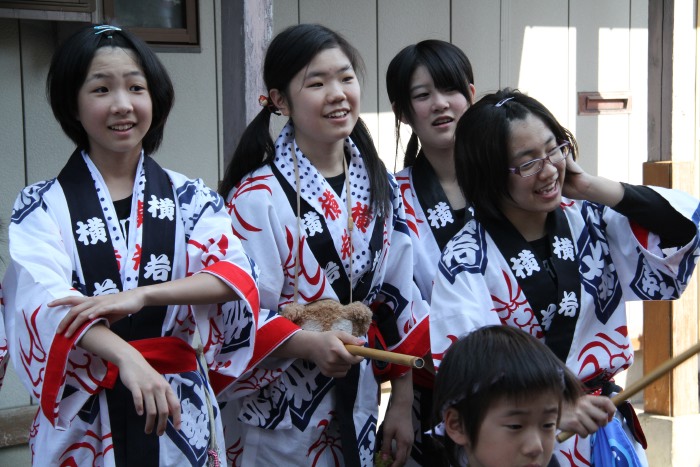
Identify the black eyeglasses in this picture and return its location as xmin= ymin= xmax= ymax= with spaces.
xmin=508 ymin=142 xmax=571 ymax=177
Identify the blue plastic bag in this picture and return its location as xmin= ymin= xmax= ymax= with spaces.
xmin=591 ymin=417 xmax=643 ymax=466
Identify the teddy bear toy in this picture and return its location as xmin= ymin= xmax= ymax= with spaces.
xmin=279 ymin=299 xmax=373 ymax=337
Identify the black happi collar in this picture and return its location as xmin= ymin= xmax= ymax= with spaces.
xmin=58 ymin=150 xmax=176 ymax=341
xmin=412 ymin=154 xmax=469 ymax=251
xmin=480 ymin=208 xmax=581 ymax=362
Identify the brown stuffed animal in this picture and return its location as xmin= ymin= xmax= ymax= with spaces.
xmin=279 ymin=299 xmax=373 ymax=337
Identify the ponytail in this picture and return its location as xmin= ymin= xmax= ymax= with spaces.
xmin=351 ymin=118 xmax=390 ymax=218
xmin=402 ymin=132 xmax=420 ymax=168
xmin=218 ymin=109 xmax=275 ymax=197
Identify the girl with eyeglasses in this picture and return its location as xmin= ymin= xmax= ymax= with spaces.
xmin=429 ymin=88 xmax=700 ymax=466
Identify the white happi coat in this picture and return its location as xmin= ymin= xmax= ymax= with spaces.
xmin=221 ymin=123 xmax=427 ymax=467
xmin=430 ymin=188 xmax=700 ymax=466
xmin=3 ymin=152 xmax=260 ymax=467
xmin=0 ymin=286 xmax=8 ymax=390
xmin=395 ymin=164 xmax=457 ymax=308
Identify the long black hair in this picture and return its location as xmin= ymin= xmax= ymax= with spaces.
xmin=46 ymin=24 xmax=174 ymax=156
xmin=454 ymin=88 xmax=578 ymax=219
xmin=219 ymin=24 xmax=390 ymax=216
xmin=386 ymin=40 xmax=474 ymax=168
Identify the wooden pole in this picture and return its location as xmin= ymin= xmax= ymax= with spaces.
xmin=345 ymin=345 xmax=425 ymax=369
xmin=557 ymin=340 xmax=700 ymax=443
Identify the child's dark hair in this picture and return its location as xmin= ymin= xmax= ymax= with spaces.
xmin=432 ymin=325 xmax=582 ymax=466
xmin=218 ymin=23 xmax=390 ymax=216
xmin=454 ymin=88 xmax=578 ymax=220
xmin=386 ymin=40 xmax=474 ymax=168
xmin=46 ymin=24 xmax=174 ymax=156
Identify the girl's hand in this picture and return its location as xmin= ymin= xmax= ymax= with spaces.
xmin=118 ymin=351 xmax=182 ymax=435
xmin=561 ymin=157 xmax=593 ymax=200
xmin=380 ymin=374 xmax=414 ymax=466
xmin=558 ymin=394 xmax=616 ymax=438
xmin=52 ymin=288 xmax=147 ymax=338
xmin=299 ymin=330 xmax=365 ymax=378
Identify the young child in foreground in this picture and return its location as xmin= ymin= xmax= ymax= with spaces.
xmin=432 ymin=325 xmax=583 ymax=467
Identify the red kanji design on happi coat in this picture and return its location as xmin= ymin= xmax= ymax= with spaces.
xmin=136 ymin=199 xmax=144 ymax=228
xmin=308 ymin=412 xmax=342 ymax=466
xmin=340 ymin=230 xmax=352 ymax=260
xmin=318 ymin=189 xmax=341 ymax=220
xmin=491 ymin=270 xmax=527 ymax=321
xmin=113 ymin=249 xmax=121 ymax=270
xmin=20 ymin=306 xmax=47 ymax=399
xmin=231 ymin=367 xmax=283 ymax=394
xmin=66 ymin=352 xmax=110 ymax=394
xmin=351 ymin=202 xmax=372 ymax=233
xmin=29 ymin=409 xmax=40 ymax=439
xmin=226 ymin=436 xmax=244 ymax=467
xmin=228 ymin=175 xmax=272 ymax=240
xmin=280 ymin=228 xmax=326 ymax=304
xmin=432 ymin=334 xmax=459 ymax=366
xmin=577 ymin=326 xmax=631 ymax=377
xmin=188 ymin=235 xmax=230 ymax=268
xmin=397 ymin=177 xmax=421 ymax=237
xmin=558 ymin=434 xmax=591 ymax=467
xmin=59 ymin=430 xmax=113 ymax=467
xmin=174 ymin=304 xmax=196 ymax=336
xmin=132 ymin=244 xmax=142 ymax=271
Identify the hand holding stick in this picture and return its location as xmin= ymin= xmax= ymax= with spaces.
xmin=345 ymin=344 xmax=425 ymax=369
xmin=557 ymin=340 xmax=700 ymax=443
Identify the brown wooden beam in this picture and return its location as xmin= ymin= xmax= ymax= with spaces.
xmin=0 ymin=406 xmax=36 ymax=448
xmin=642 ymin=161 xmax=699 ymax=416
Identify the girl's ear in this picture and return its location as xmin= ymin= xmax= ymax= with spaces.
xmin=269 ymin=89 xmax=290 ymax=117
xmin=444 ymin=407 xmax=470 ymax=448
xmin=468 ymin=83 xmax=476 ymax=103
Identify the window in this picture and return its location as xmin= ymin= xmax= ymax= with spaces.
xmin=0 ymin=0 xmax=94 ymax=12
xmin=103 ymin=0 xmax=198 ymax=46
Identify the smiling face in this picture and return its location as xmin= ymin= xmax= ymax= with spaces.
xmin=499 ymin=113 xmax=566 ymax=237
xmin=460 ymin=393 xmax=560 ymax=467
xmin=273 ymin=47 xmax=361 ymax=163
xmin=405 ymin=65 xmax=472 ymax=158
xmin=77 ymin=47 xmax=152 ymax=164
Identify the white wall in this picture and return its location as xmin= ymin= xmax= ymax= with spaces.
xmin=272 ymin=0 xmax=648 ymax=183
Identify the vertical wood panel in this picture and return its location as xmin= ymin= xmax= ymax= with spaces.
xmin=20 ymin=21 xmax=73 ymax=185
xmin=377 ymin=0 xmax=450 ymax=171
xmin=0 ymin=18 xmax=34 ymax=411
xmin=161 ymin=0 xmax=224 ymax=188
xmin=642 ymin=161 xmax=699 ymax=416
xmin=272 ymin=0 xmax=297 ymax=34
xmin=571 ymin=1 xmax=631 ymax=179
xmin=500 ymin=0 xmax=569 ymax=124
xmin=452 ymin=0 xmax=501 ymax=97
xmin=299 ymin=0 xmax=379 ymax=160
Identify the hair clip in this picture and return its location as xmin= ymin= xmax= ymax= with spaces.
xmin=495 ymin=96 xmax=514 ymax=107
xmin=258 ymin=95 xmax=281 ymax=115
xmin=94 ymin=25 xmax=122 ymax=35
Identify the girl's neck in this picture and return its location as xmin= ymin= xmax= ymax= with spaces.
xmin=502 ymin=208 xmax=548 ymax=242
xmin=298 ymin=138 xmax=346 ymax=178
xmin=88 ymin=148 xmax=140 ymax=200
xmin=422 ymin=149 xmax=466 ymax=210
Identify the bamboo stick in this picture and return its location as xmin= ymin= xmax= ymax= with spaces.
xmin=345 ymin=344 xmax=425 ymax=369
xmin=557 ymin=340 xmax=700 ymax=443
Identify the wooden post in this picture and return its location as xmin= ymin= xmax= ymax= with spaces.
xmin=220 ymin=0 xmax=273 ymax=170
xmin=644 ymin=0 xmax=699 ymax=419
xmin=642 ymin=162 xmax=698 ymax=416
